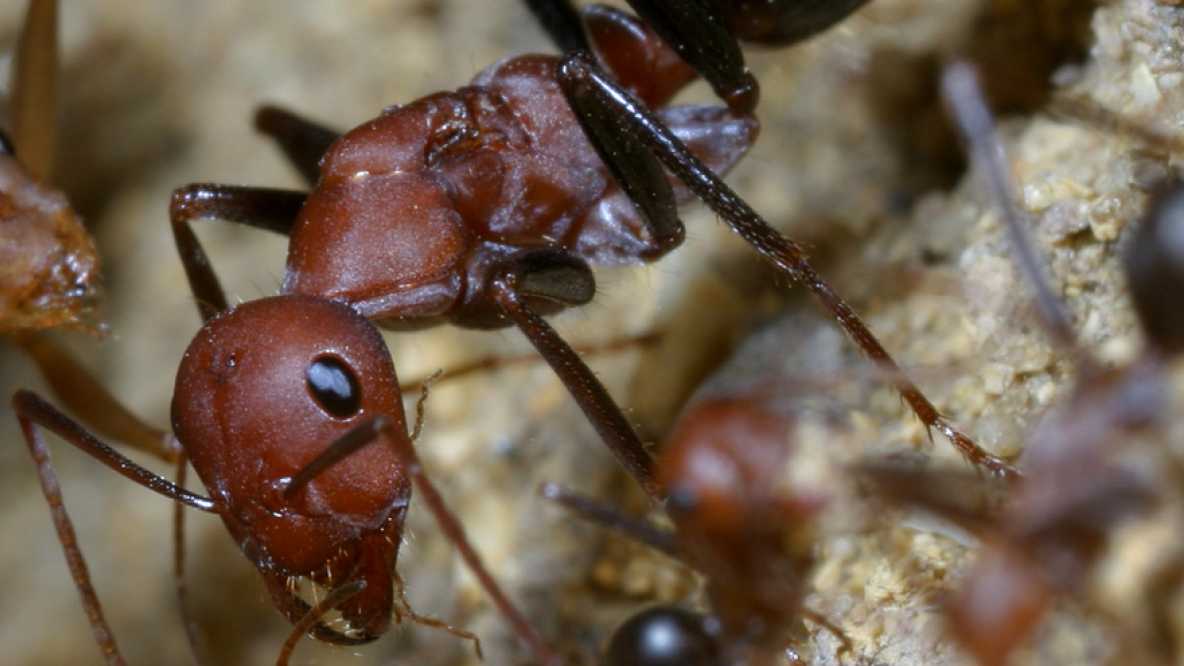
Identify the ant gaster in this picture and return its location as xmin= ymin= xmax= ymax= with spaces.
xmin=861 ymin=61 xmax=1183 ymax=666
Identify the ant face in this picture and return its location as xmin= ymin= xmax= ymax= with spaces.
xmin=172 ymin=294 xmax=410 ymax=576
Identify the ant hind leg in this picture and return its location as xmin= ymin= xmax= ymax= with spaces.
xmin=558 ymin=52 xmax=1020 ymax=480
xmin=253 ymin=105 xmax=341 ymax=186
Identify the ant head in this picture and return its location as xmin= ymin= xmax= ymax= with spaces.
xmin=1125 ymin=180 xmax=1184 ymax=356
xmin=172 ymin=294 xmax=411 ymax=576
xmin=603 ymin=605 xmax=722 ymax=666
xmin=657 ymin=398 xmax=793 ymax=536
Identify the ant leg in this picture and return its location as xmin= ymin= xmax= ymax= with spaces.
xmin=11 ymin=0 xmax=57 ymax=181
xmin=621 ymin=0 xmax=757 ymax=114
xmin=14 ymin=390 xmax=218 ymax=666
xmin=13 ymin=333 xmax=176 ymax=460
xmin=15 ymin=390 xmax=217 ymax=510
xmin=172 ymin=453 xmax=208 ymax=665
xmin=274 ymin=580 xmax=368 ymax=666
xmin=539 ymin=482 xmax=679 ymax=558
xmin=254 ymin=105 xmax=340 ymax=186
xmin=488 ymin=257 xmax=662 ymax=499
xmin=801 ymin=608 xmax=853 ymax=655
xmin=400 ymin=330 xmax=661 ymax=392
xmin=391 ymin=571 xmax=484 ymax=660
xmin=524 ymin=0 xmax=591 ymax=54
xmin=282 ymin=418 xmax=562 ymax=665
xmin=942 ymin=61 xmax=1082 ymax=357
xmin=558 ymin=52 xmax=1020 ymax=480
xmin=169 ymin=184 xmax=305 ymax=320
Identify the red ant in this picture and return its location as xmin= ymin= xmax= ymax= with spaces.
xmin=543 ymin=377 xmax=849 ymax=664
xmin=18 ymin=263 xmax=567 ymax=665
xmin=19 ymin=4 xmax=1010 ymax=664
xmin=525 ymin=0 xmax=872 ymax=114
xmin=178 ymin=0 xmax=1013 ymax=519
xmin=860 ymin=60 xmax=1184 ymax=665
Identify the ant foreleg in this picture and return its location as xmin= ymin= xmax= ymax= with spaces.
xmin=488 ymin=257 xmax=662 ymax=500
xmin=558 ymin=52 xmax=1020 ymax=479
xmin=169 ymin=184 xmax=305 ymax=320
xmin=14 ymin=390 xmax=219 ymax=666
xmin=253 ymin=105 xmax=341 ymax=186
xmin=11 ymin=0 xmax=57 ymax=181
xmin=172 ymin=452 xmax=208 ymax=666
xmin=400 ymin=330 xmax=661 ymax=392
xmin=539 ymin=482 xmax=679 ymax=558
xmin=13 ymin=333 xmax=176 ymax=460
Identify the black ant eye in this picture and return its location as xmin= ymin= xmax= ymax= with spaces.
xmin=604 ymin=606 xmax=720 ymax=666
xmin=306 ymin=355 xmax=362 ymax=419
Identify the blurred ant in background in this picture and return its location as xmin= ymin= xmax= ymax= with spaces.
xmin=860 ymin=60 xmax=1184 ymax=666
xmin=542 ymin=363 xmax=851 ymax=664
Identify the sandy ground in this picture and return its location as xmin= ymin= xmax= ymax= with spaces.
xmin=0 ymin=1 xmax=1179 ymax=665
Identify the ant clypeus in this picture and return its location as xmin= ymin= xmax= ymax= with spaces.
xmin=525 ymin=0 xmax=872 ymax=114
xmin=177 ymin=0 xmax=1014 ymax=519
xmin=861 ymin=60 xmax=1184 ymax=665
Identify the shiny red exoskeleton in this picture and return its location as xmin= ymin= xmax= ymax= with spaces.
xmin=279 ymin=8 xmax=754 ymax=329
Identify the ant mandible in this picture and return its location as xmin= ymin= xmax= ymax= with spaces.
xmin=861 ymin=60 xmax=1184 ymax=666
xmin=526 ymin=0 xmax=873 ymax=114
xmin=175 ymin=0 xmax=1013 ymax=523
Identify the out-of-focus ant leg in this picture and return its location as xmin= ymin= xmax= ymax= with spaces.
xmin=282 ymin=416 xmax=561 ymax=665
xmin=11 ymin=0 xmax=57 ymax=182
xmin=539 ymin=482 xmax=679 ymax=557
xmin=400 ymin=331 xmax=662 ymax=393
xmin=524 ymin=0 xmax=592 ymax=54
xmin=171 ymin=453 xmax=207 ymax=666
xmin=487 ymin=253 xmax=664 ymax=500
xmin=12 ymin=333 xmax=177 ymax=460
xmin=253 ymin=105 xmax=341 ymax=186
xmin=557 ymin=52 xmax=1019 ymax=479
xmin=14 ymin=391 xmax=219 ymax=666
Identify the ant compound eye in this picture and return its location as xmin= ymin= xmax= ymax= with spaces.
xmin=306 ymin=355 xmax=362 ymax=419
xmin=604 ymin=605 xmax=721 ymax=666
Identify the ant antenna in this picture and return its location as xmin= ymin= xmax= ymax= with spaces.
xmin=942 ymin=60 xmax=1083 ymax=357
